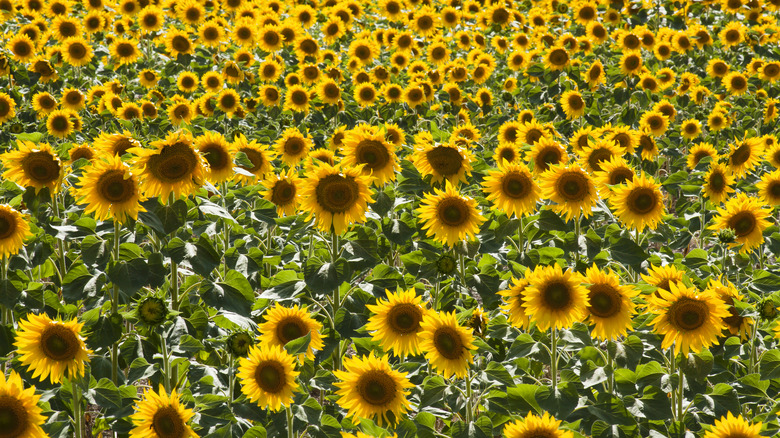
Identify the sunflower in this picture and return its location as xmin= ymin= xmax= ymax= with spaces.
xmin=526 ymin=138 xmax=568 ymax=176
xmin=94 ymin=131 xmax=139 ymax=157
xmin=709 ymin=193 xmax=771 ymax=253
xmin=639 ymin=111 xmax=669 ymax=137
xmin=257 ymin=303 xmax=324 ymax=362
xmin=757 ymin=170 xmax=780 ymax=206
xmin=283 ymin=85 xmax=311 ymax=114
xmin=60 ymin=88 xmax=85 ymax=111
xmin=164 ymin=29 xmax=194 ymax=58
xmin=702 ymin=163 xmax=735 ymax=204
xmin=229 ymin=134 xmax=273 ymax=185
xmin=411 ymin=142 xmax=473 ymax=186
xmin=261 ymin=170 xmax=300 ymax=217
xmin=341 ymin=126 xmax=398 ymax=186
xmin=1 ymin=141 xmax=63 ymax=194
xmin=687 ymin=143 xmax=718 ymax=170
xmin=523 ymin=264 xmax=589 ymax=331
xmin=577 ymin=139 xmax=622 ymax=173
xmin=584 ymin=60 xmax=606 ymax=89
xmin=365 ymin=289 xmax=429 ymax=358
xmin=299 ymin=163 xmax=374 ymax=234
xmin=130 ymin=385 xmax=198 ymax=438
xmin=499 ymin=276 xmax=531 ymax=330
xmin=293 ymin=36 xmax=319 ymax=61
xmin=72 ymin=154 xmax=146 ymax=223
xmin=723 ymin=71 xmax=749 ymax=95
xmin=593 ymin=156 xmax=635 ymax=194
xmin=583 ymin=265 xmax=638 ymax=341
xmin=166 ymin=100 xmax=194 ymax=126
xmin=6 ymin=35 xmax=36 ymax=63
xmin=417 ymin=182 xmax=485 ymax=247
xmin=353 ymin=83 xmax=377 ymax=108
xmin=0 ymin=204 xmax=31 ymax=259
xmin=619 ymin=52 xmax=643 ymax=76
xmin=273 ymin=127 xmax=311 ymax=167
xmin=701 ymin=412 xmax=762 ymax=438
xmin=503 ymin=411 xmax=574 ymax=438
xmin=609 ymin=173 xmax=665 ymax=232
xmin=334 ymin=353 xmax=413 ymax=426
xmin=707 ymin=277 xmax=753 ymax=341
xmin=109 ymin=37 xmax=139 ymax=67
xmin=216 ymin=89 xmax=240 ymax=114
xmin=236 ymin=344 xmax=300 ymax=412
xmin=517 ymin=120 xmax=548 ymax=146
xmin=608 ymin=126 xmax=639 ymax=154
xmin=31 ymin=92 xmax=57 ymax=118
xmin=14 ymin=313 xmax=92 ymax=384
xmin=544 ymin=46 xmax=570 ymax=71
xmin=648 ymin=281 xmax=729 ymax=356
xmin=418 ymin=311 xmax=475 ymax=379
xmin=0 ymin=370 xmax=46 ymax=438
xmin=195 ymin=132 xmax=233 ymax=184
xmin=560 ymin=90 xmax=585 ymax=119
xmin=61 ymin=37 xmax=93 ymax=67
xmin=540 ymin=164 xmax=599 ymax=221
xmin=482 ymin=161 xmax=540 ymax=218
xmin=139 ymin=6 xmax=164 ymax=32
xmin=315 ymin=78 xmax=342 ymax=105
xmin=728 ymin=137 xmax=764 ymax=177
xmin=129 ymin=131 xmax=205 ymax=203
xmin=680 ymin=119 xmax=702 ymax=140
xmin=176 ymin=72 xmax=198 ymax=94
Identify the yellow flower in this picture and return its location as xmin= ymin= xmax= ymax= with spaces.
xmin=0 ymin=92 xmax=16 ymax=124
xmin=0 ymin=204 xmax=32 ymax=260
xmin=130 ymin=385 xmax=198 ymax=438
xmin=72 ymin=154 xmax=146 ymax=223
xmin=14 ymin=313 xmax=92 ymax=384
xmin=539 ymin=164 xmax=599 ymax=221
xmin=261 ymin=170 xmax=300 ymax=217
xmin=560 ymin=90 xmax=585 ymax=119
xmin=366 ymin=289 xmax=430 ymax=358
xmin=411 ymin=142 xmax=474 ymax=186
xmin=195 ymin=131 xmax=233 ymax=184
xmin=609 ymin=173 xmax=665 ymax=232
xmin=258 ymin=303 xmax=324 ymax=362
xmin=1 ymin=141 xmax=63 ymax=194
xmin=499 ymin=276 xmax=531 ymax=330
xmin=417 ymin=182 xmax=485 ymax=247
xmin=584 ymin=265 xmax=638 ymax=340
xmin=341 ymin=125 xmax=399 ymax=186
xmin=701 ymin=412 xmax=761 ymax=438
xmin=503 ymin=411 xmax=574 ymax=438
xmin=523 ymin=264 xmax=589 ymax=331
xmin=274 ymin=127 xmax=312 ymax=167
xmin=237 ymin=345 xmax=300 ymax=411
xmin=706 ymin=276 xmax=753 ymax=341
xmin=299 ymin=162 xmax=374 ymax=234
xmin=0 ymin=370 xmax=47 ymax=438
xmin=419 ymin=311 xmax=476 ymax=379
xmin=709 ymin=193 xmax=772 ymax=253
xmin=482 ymin=161 xmax=540 ymax=218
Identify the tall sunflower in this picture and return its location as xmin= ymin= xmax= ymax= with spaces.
xmin=261 ymin=170 xmax=300 ymax=217
xmin=418 ymin=311 xmax=476 ymax=379
xmin=560 ymin=90 xmax=585 ymax=119
xmin=46 ymin=109 xmax=74 ymax=139
xmin=258 ymin=303 xmax=324 ymax=361
xmin=609 ymin=173 xmax=665 ymax=232
xmin=274 ymin=128 xmax=312 ymax=167
xmin=703 ymin=163 xmax=735 ymax=204
xmin=757 ymin=169 xmax=780 ymax=206
xmin=0 ymin=204 xmax=32 ymax=259
xmin=0 ymin=92 xmax=16 ymax=124
xmin=727 ymin=137 xmax=764 ymax=177
xmin=14 ymin=313 xmax=92 ymax=384
xmin=709 ymin=193 xmax=771 ymax=253
xmin=593 ymin=156 xmax=635 ymax=195
xmin=365 ymin=289 xmax=429 ymax=358
xmin=1 ymin=141 xmax=63 ymax=194
xmin=231 ymin=134 xmax=275 ymax=186
xmin=411 ymin=142 xmax=474 ymax=186
xmin=701 ymin=412 xmax=761 ymax=438
xmin=523 ymin=264 xmax=589 ymax=331
xmin=130 ymin=385 xmax=198 ymax=438
xmin=503 ymin=411 xmax=574 ymax=438
xmin=417 ymin=182 xmax=486 ymax=247
xmin=93 ymin=131 xmax=140 ymax=157
xmin=130 ymin=131 xmax=205 ymax=203
xmin=237 ymin=345 xmax=300 ymax=411
xmin=499 ymin=276 xmax=531 ymax=330
xmin=482 ymin=162 xmax=540 ymax=218
xmin=706 ymin=277 xmax=753 ymax=341
xmin=72 ymin=154 xmax=146 ymax=223
xmin=0 ymin=370 xmax=47 ymax=438
xmin=583 ymin=265 xmax=638 ymax=341
xmin=341 ymin=126 xmax=399 ymax=186
xmin=334 ymin=353 xmax=413 ymax=426
xmin=648 ymin=281 xmax=729 ymax=355
xmin=527 ymin=138 xmax=568 ymax=175
xmin=195 ymin=131 xmax=233 ymax=184
xmin=539 ymin=164 xmax=599 ymax=221
xmin=299 ymin=162 xmax=374 ymax=235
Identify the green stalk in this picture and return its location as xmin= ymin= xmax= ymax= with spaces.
xmin=517 ymin=216 xmax=524 ymax=258
xmin=669 ymin=349 xmax=677 ymax=421
xmin=161 ymin=331 xmax=171 ymax=393
xmin=748 ymin=322 xmax=759 ymax=374
xmin=171 ymin=261 xmax=179 ymax=311
xmin=72 ymin=379 xmax=84 ymax=438
xmin=550 ymin=328 xmax=558 ymax=391
xmin=112 ymin=220 xmax=121 ymax=384
xmin=432 ymin=280 xmax=440 ymax=311
xmin=607 ymin=341 xmax=615 ymax=395
xmin=465 ymin=369 xmax=473 ymax=424
xmin=227 ymin=352 xmax=234 ymax=409
xmin=52 ymin=196 xmax=67 ymax=281
xmin=677 ymin=355 xmax=684 ymax=421
xmin=286 ymin=405 xmax=295 ymax=438
xmin=699 ymin=195 xmax=706 ymax=247
xmin=573 ymin=214 xmax=581 ymax=266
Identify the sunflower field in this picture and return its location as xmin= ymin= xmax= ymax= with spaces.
xmin=3 ymin=0 xmax=780 ymax=436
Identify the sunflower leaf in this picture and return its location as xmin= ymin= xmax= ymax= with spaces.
xmin=284 ymin=332 xmax=311 ymax=356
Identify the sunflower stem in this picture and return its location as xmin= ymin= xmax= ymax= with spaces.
xmin=228 ymin=351 xmax=234 ymax=409
xmin=573 ymin=214 xmax=581 ymax=267
xmin=607 ymin=341 xmax=615 ymax=395
xmin=517 ymin=216 xmax=525 ymax=259
xmin=160 ymin=330 xmax=171 ymax=393
xmin=699 ymin=194 xmax=706 ymax=247
xmin=52 ymin=195 xmax=67 ymax=282
xmin=171 ymin=261 xmax=180 ymax=311
xmin=72 ymin=378 xmax=84 ymax=438
xmin=550 ymin=328 xmax=558 ymax=392
xmin=677 ymin=353 xmax=684 ymax=421
xmin=465 ymin=368 xmax=473 ymax=424
xmin=749 ymin=321 xmax=759 ymax=374
xmin=286 ymin=405 xmax=295 ymax=438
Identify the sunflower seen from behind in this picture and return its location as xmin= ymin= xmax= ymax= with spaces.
xmin=482 ymin=161 xmax=540 ymax=218
xmin=609 ymin=173 xmax=665 ymax=232
xmin=365 ymin=289 xmax=429 ymax=358
xmin=583 ymin=265 xmax=638 ymax=341
xmin=72 ymin=154 xmax=146 ymax=224
xmin=540 ymin=164 xmax=599 ymax=221
xmin=648 ymin=281 xmax=729 ymax=356
xmin=523 ymin=264 xmax=589 ymax=331
xmin=417 ymin=182 xmax=485 ymax=247
xmin=503 ymin=411 xmax=574 ymax=438
xmin=237 ymin=345 xmax=300 ymax=411
xmin=0 ymin=204 xmax=32 ymax=259
xmin=0 ymin=370 xmax=47 ymax=438
xmin=334 ymin=352 xmax=413 ymax=426
xmin=1 ymin=141 xmax=63 ymax=194
xmin=258 ymin=303 xmax=324 ymax=362
xmin=709 ymin=193 xmax=771 ymax=253
xmin=14 ymin=313 xmax=92 ymax=384
xmin=418 ymin=311 xmax=475 ymax=379
xmin=130 ymin=385 xmax=198 ymax=438
xmin=299 ymin=162 xmax=374 ymax=235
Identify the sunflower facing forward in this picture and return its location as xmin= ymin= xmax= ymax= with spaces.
xmin=14 ymin=313 xmax=92 ymax=384
xmin=417 ymin=182 xmax=486 ymax=247
xmin=503 ymin=411 xmax=574 ymax=438
xmin=583 ymin=265 xmax=638 ymax=340
xmin=261 ymin=170 xmax=300 ymax=217
xmin=365 ymin=289 xmax=429 ymax=358
xmin=341 ymin=125 xmax=399 ymax=186
xmin=648 ymin=281 xmax=729 ymax=356
xmin=411 ymin=141 xmax=474 ymax=186
xmin=334 ymin=353 xmax=413 ymax=426
xmin=540 ymin=164 xmax=599 ymax=221
xmin=709 ymin=193 xmax=771 ymax=253
xmin=72 ymin=154 xmax=146 ymax=223
xmin=130 ymin=385 xmax=198 ymax=438
xmin=0 ymin=370 xmax=47 ymax=438
xmin=523 ymin=264 xmax=589 ymax=331
xmin=701 ymin=412 xmax=762 ymax=438
xmin=609 ymin=173 xmax=665 ymax=232
xmin=258 ymin=303 xmax=324 ymax=361
xmin=129 ymin=131 xmax=206 ymax=203
xmin=482 ymin=161 xmax=540 ymax=218
xmin=0 ymin=204 xmax=32 ymax=259
xmin=1 ymin=141 xmax=64 ymax=194
xmin=237 ymin=345 xmax=300 ymax=411
xmin=299 ymin=162 xmax=374 ymax=235
xmin=419 ymin=311 xmax=475 ymax=379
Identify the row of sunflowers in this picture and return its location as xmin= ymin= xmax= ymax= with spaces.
xmin=1 ymin=0 xmax=780 ymax=436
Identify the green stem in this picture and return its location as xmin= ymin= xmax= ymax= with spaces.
xmin=669 ymin=348 xmax=677 ymax=420
xmin=465 ymin=369 xmax=473 ymax=424
xmin=171 ymin=261 xmax=179 ymax=311
xmin=432 ymin=280 xmax=440 ymax=311
xmin=749 ymin=322 xmax=759 ymax=374
xmin=112 ymin=221 xmax=121 ymax=384
xmin=517 ymin=216 xmax=524 ymax=259
xmin=161 ymin=331 xmax=171 ymax=393
xmin=677 ymin=354 xmax=684 ymax=421
xmin=72 ymin=379 xmax=84 ymax=438
xmin=52 ymin=196 xmax=67 ymax=281
xmin=700 ymin=195 xmax=706 ymax=247
xmin=228 ymin=352 xmax=234 ymax=409
xmin=574 ymin=214 xmax=581 ymax=267
xmin=286 ymin=405 xmax=295 ymax=438
xmin=607 ymin=341 xmax=615 ymax=395
xmin=330 ymin=232 xmax=340 ymax=262
xmin=550 ymin=328 xmax=558 ymax=391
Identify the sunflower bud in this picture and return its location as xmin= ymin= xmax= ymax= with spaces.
xmin=759 ymin=298 xmax=778 ymax=321
xmin=137 ymin=296 xmax=168 ymax=326
xmin=436 ymin=254 xmax=457 ymax=275
xmin=718 ymin=228 xmax=736 ymax=244
xmin=227 ymin=332 xmax=253 ymax=356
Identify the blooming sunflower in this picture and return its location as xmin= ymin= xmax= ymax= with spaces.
xmin=1 ymin=141 xmax=63 ymax=194
xmin=417 ymin=182 xmax=486 ymax=247
xmin=0 ymin=204 xmax=32 ymax=259
xmin=583 ymin=265 xmax=638 ymax=341
xmin=757 ymin=170 xmax=780 ymax=206
xmin=648 ymin=281 xmax=729 ymax=356
xmin=258 ymin=303 xmax=324 ymax=361
xmin=577 ymin=139 xmax=622 ymax=173
xmin=544 ymin=46 xmax=570 ymax=71
xmin=261 ymin=170 xmax=300 ymax=217
xmin=130 ymin=385 xmax=198 ymax=438
xmin=728 ymin=137 xmax=764 ymax=178
xmin=284 ymin=85 xmax=311 ymax=114
xmin=499 ymin=276 xmax=531 ymax=330
xmin=723 ymin=71 xmax=749 ymax=95
xmin=130 ymin=131 xmax=205 ymax=203
xmin=194 ymin=132 xmax=233 ymax=184
xmin=334 ymin=353 xmax=413 ymax=426
xmin=366 ymin=289 xmax=429 ymax=358
xmin=503 ymin=411 xmax=574 ymax=438
xmin=709 ymin=193 xmax=771 ymax=253
xmin=482 ymin=161 xmax=540 ymax=218
xmin=593 ymin=157 xmax=635 ymax=194
xmin=411 ymin=142 xmax=474 ymax=186
xmin=641 ymin=264 xmax=686 ymax=299
xmin=94 ymin=131 xmax=139 ymax=157
xmin=299 ymin=162 xmax=374 ymax=234
xmin=609 ymin=173 xmax=665 ymax=232
xmin=539 ymin=164 xmax=599 ymax=221
xmin=687 ymin=143 xmax=719 ymax=170
xmin=14 ymin=313 xmax=92 ymax=384
xmin=341 ymin=126 xmax=399 ymax=186
xmin=46 ymin=109 xmax=74 ymax=139
xmin=61 ymin=37 xmax=93 ymax=67
xmin=237 ymin=345 xmax=300 ymax=411
xmin=706 ymin=277 xmax=753 ymax=341
xmin=703 ymin=163 xmax=735 ymax=204
xmin=72 ymin=154 xmax=146 ymax=223
xmin=274 ymin=128 xmax=312 ymax=167
xmin=560 ymin=90 xmax=585 ymax=119
xmin=527 ymin=138 xmax=568 ymax=175
xmin=701 ymin=412 xmax=762 ymax=438
xmin=523 ymin=264 xmax=589 ymax=331
xmin=418 ymin=311 xmax=476 ymax=379
xmin=639 ymin=110 xmax=669 ymax=137
xmin=0 ymin=92 xmax=17 ymax=124
xmin=0 ymin=370 xmax=46 ymax=438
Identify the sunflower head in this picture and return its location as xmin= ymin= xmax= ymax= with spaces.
xmin=72 ymin=154 xmax=146 ymax=223
xmin=609 ymin=173 xmax=665 ymax=232
xmin=503 ymin=411 xmax=574 ymax=438
xmin=709 ymin=193 xmax=771 ymax=253
xmin=130 ymin=385 xmax=198 ymax=437
xmin=523 ymin=264 xmax=589 ymax=331
xmin=366 ymin=289 xmax=430 ymax=358
xmin=299 ymin=162 xmax=374 ymax=235
xmin=539 ymin=164 xmax=598 ymax=221
xmin=482 ymin=161 xmax=540 ymax=218
xmin=130 ymin=131 xmax=206 ymax=203
xmin=258 ymin=303 xmax=324 ymax=361
xmin=237 ymin=345 xmax=300 ymax=411
xmin=417 ymin=182 xmax=486 ymax=247
xmin=0 ymin=371 xmax=46 ymax=438
xmin=1 ymin=140 xmax=64 ymax=194
xmin=419 ymin=311 xmax=476 ymax=379
xmin=0 ymin=204 xmax=32 ymax=259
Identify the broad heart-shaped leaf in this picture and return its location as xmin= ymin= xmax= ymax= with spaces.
xmin=303 ymin=257 xmax=351 ymax=294
xmin=693 ymin=383 xmax=741 ymax=418
xmin=166 ymin=236 xmax=221 ymax=276
xmin=200 ymin=270 xmax=254 ymax=316
xmin=107 ymin=255 xmax=164 ymax=299
xmin=451 ymin=417 xmax=492 ymax=438
xmin=586 ymin=393 xmax=635 ymax=426
xmin=139 ymin=198 xmax=188 ymax=236
xmin=759 ymin=349 xmax=780 ymax=380
xmin=610 ymin=236 xmax=648 ymax=267
xmin=62 ymin=263 xmax=105 ymax=303
xmin=198 ymin=199 xmax=236 ymax=223
xmin=258 ymin=270 xmax=306 ymax=301
xmin=536 ymin=382 xmax=579 ymax=420
xmin=284 ymin=332 xmax=311 ymax=356
xmin=506 ymin=384 xmax=542 ymax=414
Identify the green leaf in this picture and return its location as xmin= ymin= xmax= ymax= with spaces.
xmin=693 ymin=383 xmax=741 ymax=418
xmin=483 ymin=361 xmax=516 ymax=387
xmin=580 ymin=361 xmax=608 ymax=388
xmin=198 ymin=200 xmax=236 ymax=223
xmin=303 ymin=257 xmax=351 ymax=294
xmin=284 ymin=332 xmax=311 ymax=356
xmin=62 ymin=263 xmax=95 ymax=303
xmin=200 ymin=270 xmax=254 ymax=316
xmin=507 ymin=384 xmax=541 ymax=413
xmin=760 ymin=349 xmax=780 ymax=380
xmin=258 ymin=270 xmax=306 ymax=301
xmin=682 ymin=248 xmax=708 ymax=268
xmin=610 ymin=237 xmax=648 ymax=267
